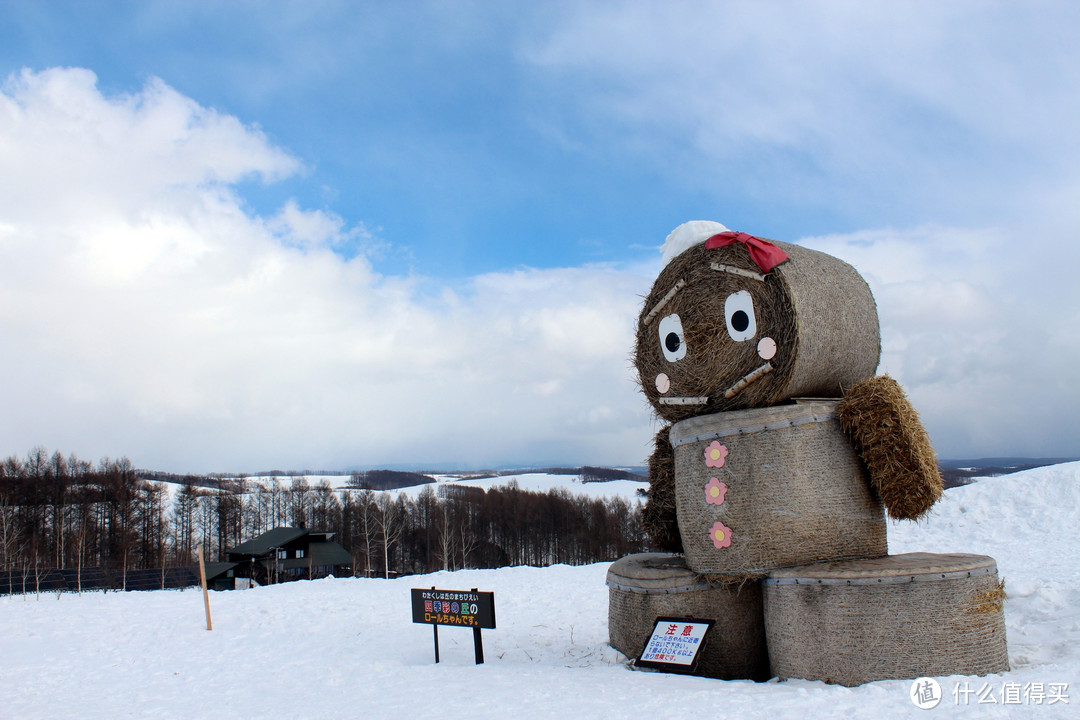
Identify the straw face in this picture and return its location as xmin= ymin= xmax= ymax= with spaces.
xmin=763 ymin=553 xmax=1010 ymax=686
xmin=635 ymin=240 xmax=880 ymax=424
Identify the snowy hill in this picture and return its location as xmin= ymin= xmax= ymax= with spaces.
xmin=2 ymin=463 xmax=1077 ymax=719
xmin=203 ymin=470 xmax=649 ymax=502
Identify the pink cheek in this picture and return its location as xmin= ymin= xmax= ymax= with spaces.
xmin=758 ymin=336 xmax=777 ymax=360
xmin=655 ymin=373 xmax=671 ymax=394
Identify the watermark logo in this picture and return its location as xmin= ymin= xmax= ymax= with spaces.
xmin=910 ymin=677 xmax=943 ymax=709
xmin=909 ymin=678 xmax=1069 ymax=709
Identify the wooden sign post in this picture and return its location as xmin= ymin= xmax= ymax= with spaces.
xmin=196 ymin=544 xmax=213 ymax=631
xmin=411 ymin=586 xmax=496 ymax=664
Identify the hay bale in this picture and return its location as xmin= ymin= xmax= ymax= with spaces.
xmin=836 ymin=375 xmax=943 ymax=520
xmin=607 ymin=553 xmax=770 ymax=681
xmin=671 ymin=401 xmax=887 ymax=577
xmin=635 ymin=239 xmax=880 ymax=424
xmin=763 ymin=553 xmax=1010 ymax=686
xmin=643 ymin=426 xmax=682 ymax=553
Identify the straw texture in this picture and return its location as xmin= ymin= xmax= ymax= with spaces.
xmin=643 ymin=426 xmax=682 ymax=553
xmin=837 ymin=374 xmax=944 ymax=520
xmin=671 ymin=401 xmax=887 ymax=577
xmin=763 ymin=553 xmax=1010 ymax=686
xmin=635 ymin=239 xmax=880 ymax=424
xmin=607 ymin=553 xmax=770 ymax=681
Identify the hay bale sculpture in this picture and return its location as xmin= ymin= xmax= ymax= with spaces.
xmin=608 ymin=221 xmax=1008 ymax=684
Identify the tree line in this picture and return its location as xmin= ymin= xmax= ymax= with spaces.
xmin=1 ymin=447 xmax=649 ymax=590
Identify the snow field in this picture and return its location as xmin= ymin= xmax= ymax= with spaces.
xmin=2 ymin=463 xmax=1078 ymax=719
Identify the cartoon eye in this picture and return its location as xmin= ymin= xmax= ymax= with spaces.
xmin=658 ymin=313 xmax=687 ymax=362
xmin=724 ymin=291 xmax=757 ymax=342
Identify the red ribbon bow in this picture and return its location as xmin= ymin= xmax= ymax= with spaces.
xmin=704 ymin=232 xmax=789 ymax=273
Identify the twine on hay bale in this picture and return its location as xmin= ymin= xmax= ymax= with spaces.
xmin=634 ymin=240 xmax=880 ymax=424
xmin=762 ymin=553 xmax=1010 ymax=686
xmin=670 ymin=401 xmax=887 ymax=578
xmin=606 ymin=553 xmax=770 ymax=681
xmin=836 ymin=375 xmax=943 ymax=520
xmin=643 ymin=426 xmax=682 ymax=553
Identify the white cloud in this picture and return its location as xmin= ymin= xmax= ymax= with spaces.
xmin=0 ymin=68 xmax=656 ymax=472
xmin=3 ymin=56 xmax=1076 ymax=472
xmin=801 ymin=224 xmax=1080 ymax=458
xmin=519 ymin=2 xmax=1080 ymax=459
xmin=524 ymin=2 xmax=1080 ymax=223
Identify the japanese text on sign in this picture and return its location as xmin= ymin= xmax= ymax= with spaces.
xmin=410 ymin=588 xmax=496 ymax=629
xmin=635 ymin=617 xmax=713 ymax=672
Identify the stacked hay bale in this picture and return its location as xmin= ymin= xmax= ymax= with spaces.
xmin=669 ymin=400 xmax=886 ymax=577
xmin=608 ymin=221 xmax=1007 ymax=685
xmin=763 ymin=553 xmax=1009 ymax=686
xmin=607 ymin=553 xmax=769 ymax=681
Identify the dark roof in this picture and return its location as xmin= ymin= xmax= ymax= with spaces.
xmin=195 ymin=561 xmax=239 ymax=581
xmin=229 ymin=527 xmax=308 ymax=556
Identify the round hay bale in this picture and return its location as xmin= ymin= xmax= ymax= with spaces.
xmin=607 ymin=553 xmax=770 ymax=681
xmin=763 ymin=552 xmax=1010 ymax=686
xmin=635 ymin=238 xmax=880 ymax=424
xmin=670 ymin=401 xmax=887 ymax=577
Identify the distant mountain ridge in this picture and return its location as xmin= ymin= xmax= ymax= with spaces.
xmin=136 ymin=459 xmax=1077 ymax=492
xmin=938 ymin=457 xmax=1079 ymax=488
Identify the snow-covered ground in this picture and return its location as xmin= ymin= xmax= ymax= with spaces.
xmin=193 ymin=471 xmax=649 ymax=502
xmin=3 ymin=463 xmax=1077 ymax=719
xmin=422 ymin=472 xmax=648 ymax=502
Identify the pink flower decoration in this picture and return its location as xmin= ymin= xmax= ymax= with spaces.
xmin=704 ymin=441 xmax=729 ymax=468
xmin=710 ymin=521 xmax=733 ymax=550
xmin=704 ymin=478 xmax=728 ymax=506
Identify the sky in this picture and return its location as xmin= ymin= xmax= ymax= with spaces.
xmin=1 ymin=1 xmax=1077 ymax=473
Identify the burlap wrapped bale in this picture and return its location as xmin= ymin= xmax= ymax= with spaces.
xmin=607 ymin=553 xmax=769 ymax=681
xmin=635 ymin=239 xmax=880 ymax=424
xmin=671 ymin=401 xmax=887 ymax=577
xmin=763 ymin=552 xmax=1009 ymax=686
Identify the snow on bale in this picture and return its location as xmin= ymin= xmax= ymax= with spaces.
xmin=606 ymin=553 xmax=770 ymax=681
xmin=762 ymin=552 xmax=1010 ymax=686
xmin=670 ymin=401 xmax=887 ymax=578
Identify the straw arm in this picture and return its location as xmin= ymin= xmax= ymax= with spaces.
xmin=836 ymin=375 xmax=944 ymax=520
xmin=643 ymin=425 xmax=684 ymax=553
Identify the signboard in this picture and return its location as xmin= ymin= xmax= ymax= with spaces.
xmin=411 ymin=586 xmax=496 ymax=665
xmin=411 ymin=588 xmax=496 ymax=629
xmin=635 ymin=617 xmax=714 ymax=673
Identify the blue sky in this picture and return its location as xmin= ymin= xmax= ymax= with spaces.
xmin=2 ymin=1 xmax=1078 ymax=472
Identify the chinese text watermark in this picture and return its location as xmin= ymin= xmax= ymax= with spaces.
xmin=910 ymin=678 xmax=1070 ymax=709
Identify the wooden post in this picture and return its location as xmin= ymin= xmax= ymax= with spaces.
xmin=196 ymin=544 xmax=213 ymax=631
xmin=471 ymin=587 xmax=484 ymax=664
xmin=431 ymin=586 xmax=440 ymax=662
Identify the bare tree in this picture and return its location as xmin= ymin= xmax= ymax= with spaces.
xmin=374 ymin=492 xmax=404 ymax=579
xmin=435 ymin=500 xmax=455 ymax=572
xmin=357 ymin=489 xmax=376 ymax=577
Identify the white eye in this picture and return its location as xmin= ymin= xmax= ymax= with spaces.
xmin=724 ymin=291 xmax=757 ymax=342
xmin=658 ymin=313 xmax=687 ymax=362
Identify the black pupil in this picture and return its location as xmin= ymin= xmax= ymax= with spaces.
xmin=665 ymin=332 xmax=681 ymax=352
xmin=731 ymin=310 xmax=749 ymax=333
